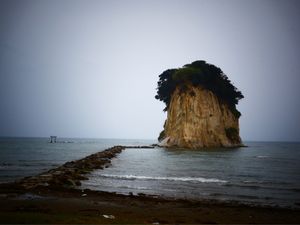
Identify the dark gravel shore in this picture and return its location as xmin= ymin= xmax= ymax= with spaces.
xmin=0 ymin=145 xmax=299 ymax=224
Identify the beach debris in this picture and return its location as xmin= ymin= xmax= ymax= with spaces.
xmin=81 ymin=193 xmax=87 ymax=197
xmin=65 ymin=179 xmax=76 ymax=186
xmin=102 ymin=214 xmax=115 ymax=219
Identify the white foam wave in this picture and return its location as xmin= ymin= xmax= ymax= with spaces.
xmin=99 ymin=174 xmax=227 ymax=183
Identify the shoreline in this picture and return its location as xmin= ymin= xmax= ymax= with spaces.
xmin=1 ymin=182 xmax=300 ymax=224
xmin=1 ymin=145 xmax=300 ymax=224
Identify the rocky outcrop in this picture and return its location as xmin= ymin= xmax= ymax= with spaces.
xmin=159 ymin=85 xmax=242 ymax=148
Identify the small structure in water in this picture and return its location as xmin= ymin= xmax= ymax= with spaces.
xmin=50 ymin=136 xmax=57 ymax=143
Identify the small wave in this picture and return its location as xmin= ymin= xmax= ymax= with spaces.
xmin=255 ymin=155 xmax=269 ymax=158
xmin=225 ymin=181 xmax=300 ymax=193
xmin=0 ymin=163 xmax=14 ymax=168
xmin=0 ymin=163 xmax=13 ymax=166
xmin=243 ymin=180 xmax=290 ymax=185
xmin=115 ymin=185 xmax=150 ymax=190
xmin=99 ymin=174 xmax=227 ymax=183
xmin=225 ymin=183 xmax=261 ymax=189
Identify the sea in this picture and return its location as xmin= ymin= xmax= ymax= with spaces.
xmin=0 ymin=137 xmax=300 ymax=209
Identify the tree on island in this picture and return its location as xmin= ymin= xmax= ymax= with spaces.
xmin=155 ymin=60 xmax=244 ymax=118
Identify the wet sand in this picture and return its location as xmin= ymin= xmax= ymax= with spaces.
xmin=1 ymin=184 xmax=300 ymax=224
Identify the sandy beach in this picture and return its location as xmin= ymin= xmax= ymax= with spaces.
xmin=1 ymin=183 xmax=300 ymax=224
xmin=0 ymin=145 xmax=300 ymax=224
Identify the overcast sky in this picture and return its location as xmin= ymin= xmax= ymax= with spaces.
xmin=0 ymin=0 xmax=300 ymax=141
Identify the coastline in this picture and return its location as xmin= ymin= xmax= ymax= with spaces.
xmin=0 ymin=145 xmax=299 ymax=224
xmin=1 ymin=183 xmax=300 ymax=224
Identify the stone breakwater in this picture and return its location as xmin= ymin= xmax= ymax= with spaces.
xmin=17 ymin=145 xmax=153 ymax=190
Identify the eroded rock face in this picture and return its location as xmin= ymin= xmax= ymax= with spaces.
xmin=160 ymin=85 xmax=242 ymax=148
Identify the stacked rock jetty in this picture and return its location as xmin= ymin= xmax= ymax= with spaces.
xmin=17 ymin=146 xmax=127 ymax=190
xmin=16 ymin=145 xmax=155 ymax=190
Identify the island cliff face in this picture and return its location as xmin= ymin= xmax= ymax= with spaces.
xmin=156 ymin=60 xmax=244 ymax=149
xmin=160 ymin=85 xmax=242 ymax=148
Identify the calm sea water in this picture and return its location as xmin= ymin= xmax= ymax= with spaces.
xmin=1 ymin=138 xmax=300 ymax=208
xmin=81 ymin=142 xmax=300 ymax=208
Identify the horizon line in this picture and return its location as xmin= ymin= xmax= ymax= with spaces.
xmin=0 ymin=136 xmax=299 ymax=143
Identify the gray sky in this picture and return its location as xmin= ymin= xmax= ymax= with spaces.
xmin=1 ymin=0 xmax=300 ymax=141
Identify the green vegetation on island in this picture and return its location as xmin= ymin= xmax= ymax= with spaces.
xmin=155 ymin=60 xmax=244 ymax=118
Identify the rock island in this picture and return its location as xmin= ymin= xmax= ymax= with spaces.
xmin=155 ymin=60 xmax=244 ymax=148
